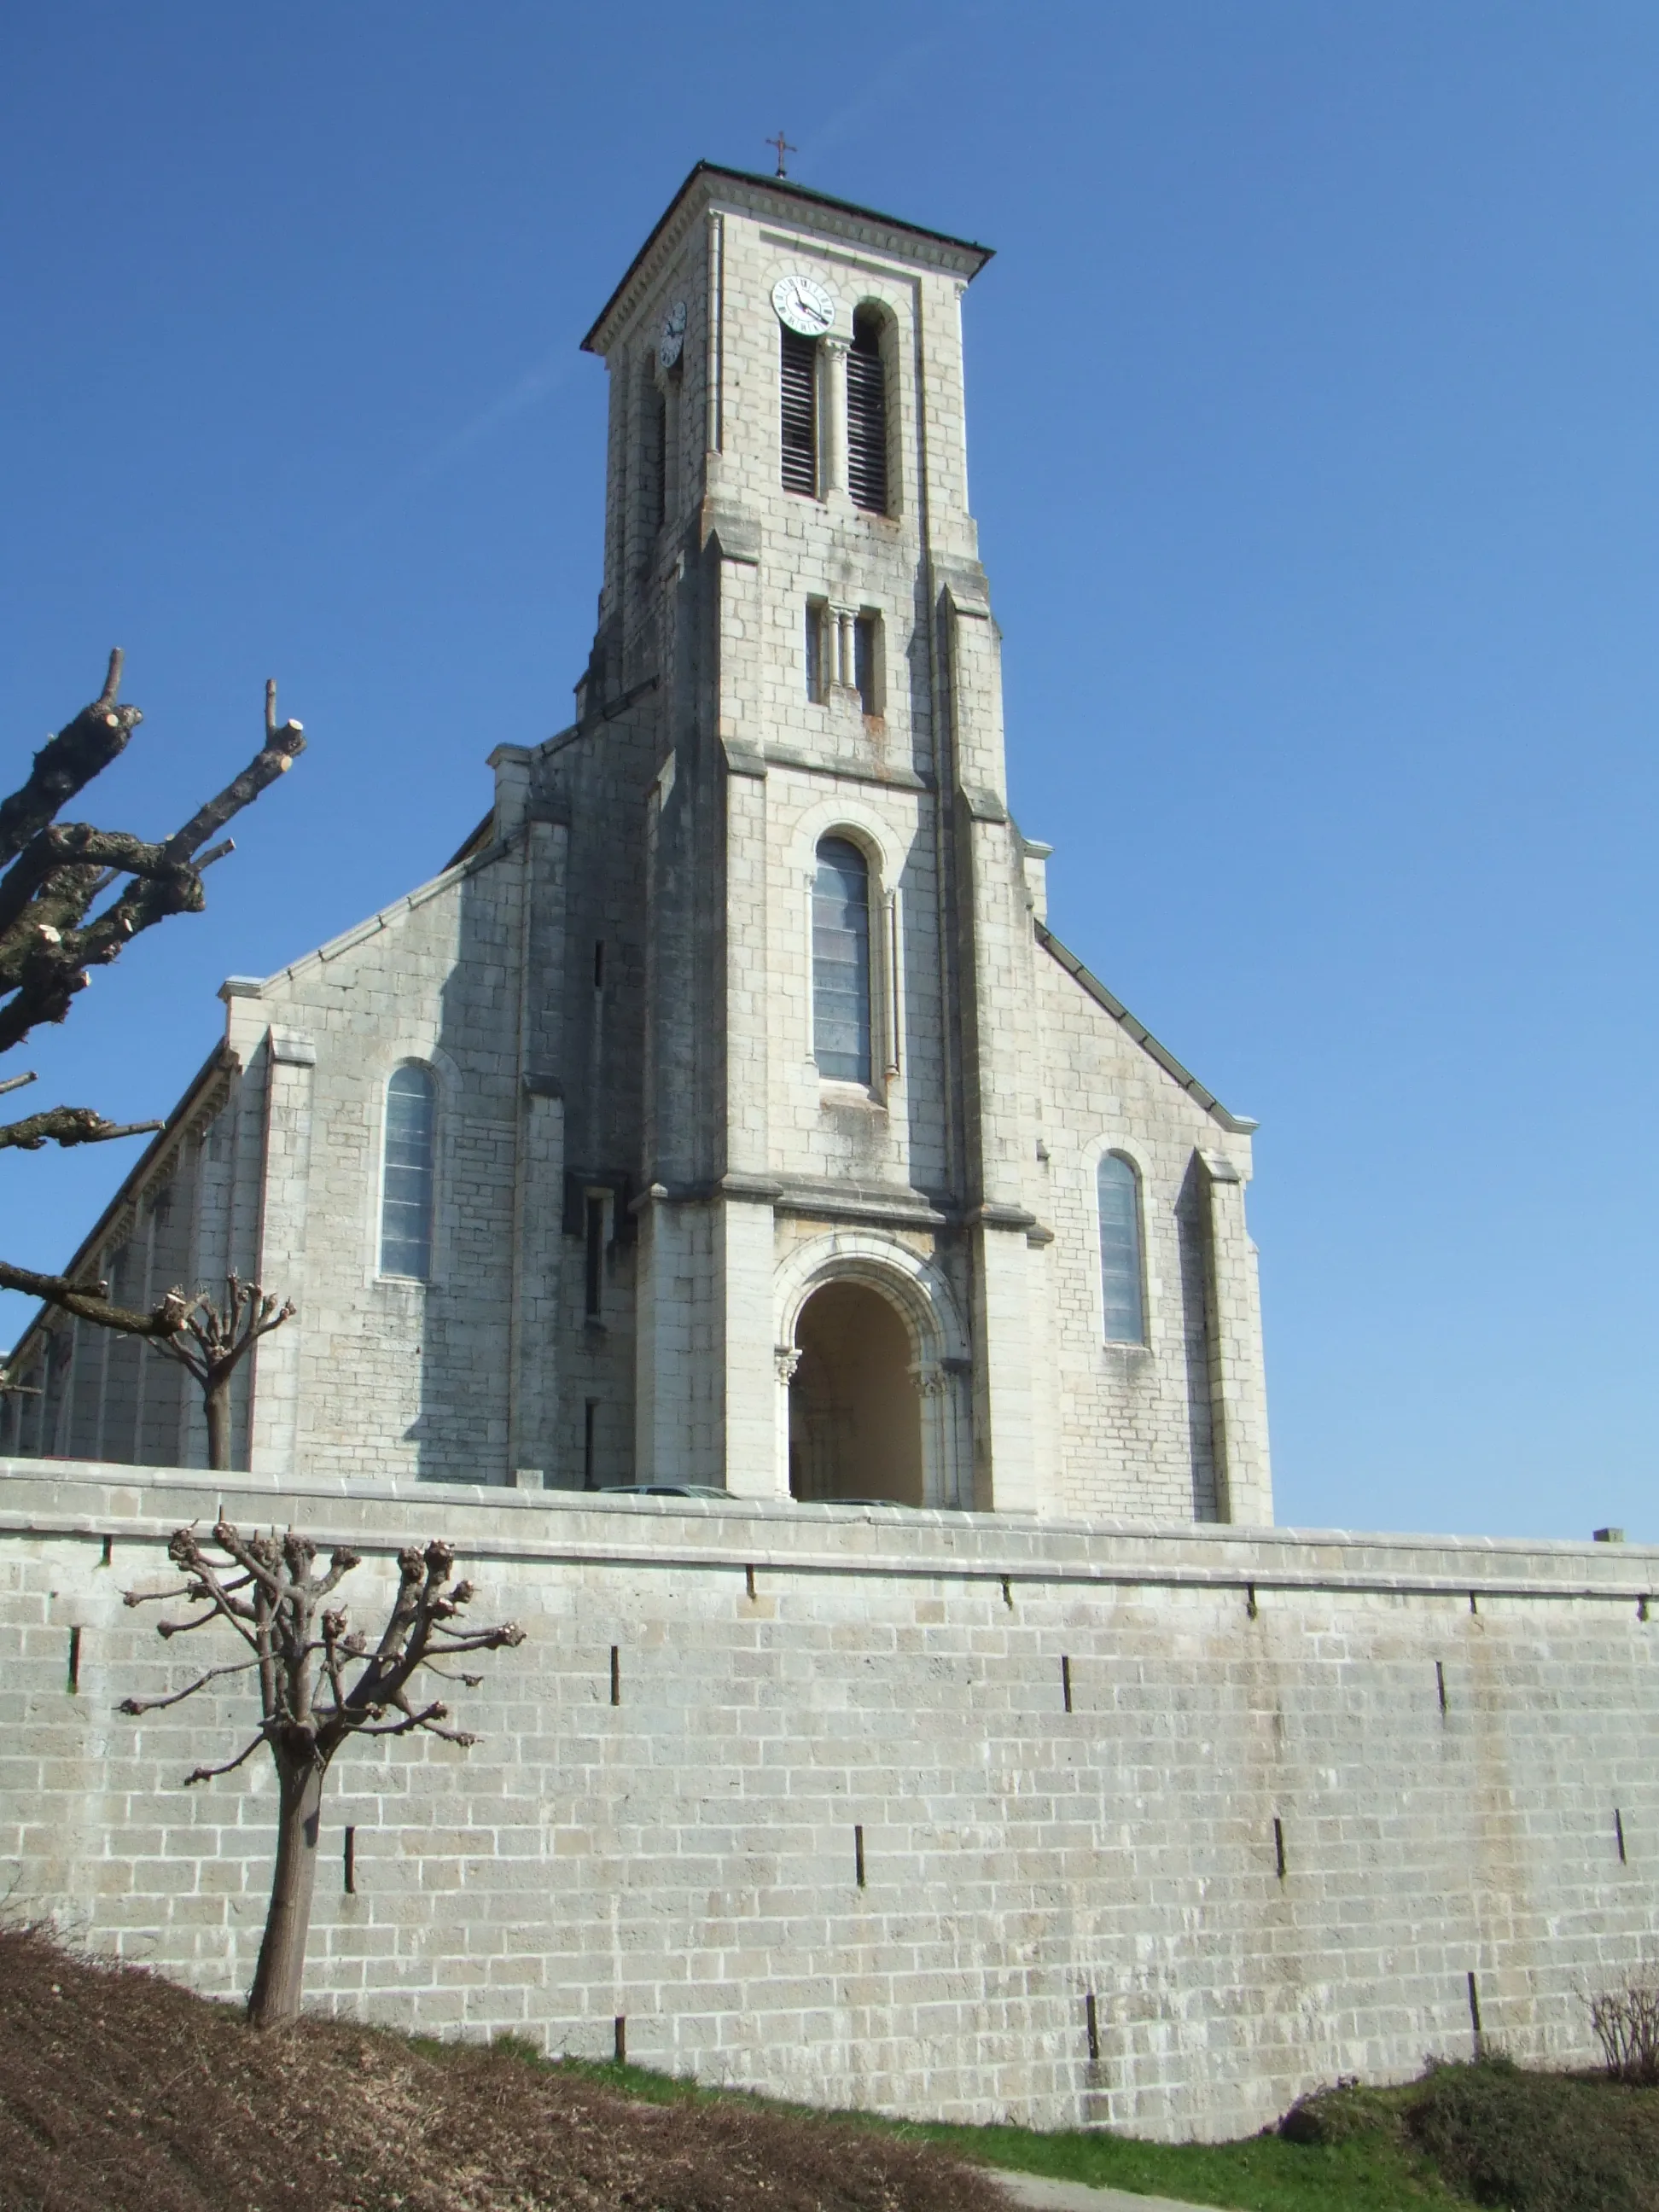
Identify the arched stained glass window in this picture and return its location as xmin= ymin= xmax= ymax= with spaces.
xmin=381 ymin=1064 xmax=435 ymax=1279
xmin=812 ymin=836 xmax=871 ymax=1084
xmin=1097 ymin=1152 xmax=1144 ymax=1343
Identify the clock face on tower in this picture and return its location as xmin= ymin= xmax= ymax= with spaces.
xmin=658 ymin=300 xmax=687 ymax=370
xmin=771 ymin=272 xmax=835 ymax=338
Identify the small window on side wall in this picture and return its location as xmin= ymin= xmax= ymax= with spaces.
xmin=1097 ymin=1152 xmax=1144 ymax=1343
xmin=381 ymin=1064 xmax=435 ymax=1279
xmin=805 ymin=599 xmax=829 ymax=702
xmin=812 ymin=836 xmax=872 ymax=1085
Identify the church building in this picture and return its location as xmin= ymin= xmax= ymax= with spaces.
xmin=2 ymin=164 xmax=1272 ymax=1525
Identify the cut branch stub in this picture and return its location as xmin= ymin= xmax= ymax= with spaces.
xmin=0 ymin=662 xmax=306 ymax=1059
xmin=0 ymin=650 xmax=142 ymax=870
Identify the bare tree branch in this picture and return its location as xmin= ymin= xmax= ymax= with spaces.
xmin=0 ymin=1258 xmax=186 ymax=1337
xmin=119 ymin=1654 xmax=263 ymax=1714
xmin=183 ymin=1732 xmax=270 ymax=1787
xmin=0 ymin=1103 xmax=164 ymax=1153
xmin=0 ymin=659 xmax=304 ymax=1053
xmin=2 ymin=658 xmax=305 ymax=1382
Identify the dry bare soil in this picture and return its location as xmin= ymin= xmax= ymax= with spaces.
xmin=0 ymin=1926 xmax=1008 ymax=2212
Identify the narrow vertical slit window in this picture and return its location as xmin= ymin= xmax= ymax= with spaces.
xmin=343 ymin=1825 xmax=357 ymax=1895
xmin=593 ymin=940 xmax=605 ymax=990
xmin=584 ymin=1400 xmax=598 ymax=1489
xmin=853 ymin=612 xmax=881 ymax=717
xmin=805 ymin=600 xmax=827 ymax=702
xmin=847 ymin=307 xmax=889 ymax=514
xmin=650 ymin=383 xmax=667 ymax=529
xmin=585 ymin=1196 xmax=606 ymax=1318
xmin=812 ymin=837 xmax=871 ymax=1084
xmin=381 ymin=1064 xmax=435 ymax=1280
xmin=1097 ymin=1152 xmax=1144 ymax=1343
xmin=780 ymin=327 xmax=818 ymax=495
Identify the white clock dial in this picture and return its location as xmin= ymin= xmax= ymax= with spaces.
xmin=771 ymin=272 xmax=835 ymax=338
xmin=658 ymin=299 xmax=687 ymax=370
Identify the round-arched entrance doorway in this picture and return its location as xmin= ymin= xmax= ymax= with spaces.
xmin=787 ymin=1278 xmax=923 ymax=1505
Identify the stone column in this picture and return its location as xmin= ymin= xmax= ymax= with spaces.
xmin=942 ymin=574 xmax=1055 ymax=1513
xmin=247 ymin=1027 xmax=316 ymax=1476
xmin=820 ymin=336 xmax=849 ymax=498
xmin=1197 ymin=1150 xmax=1274 ymax=1525
xmin=508 ymin=819 xmax=568 ymax=1484
xmin=719 ymin=732 xmax=783 ymax=1499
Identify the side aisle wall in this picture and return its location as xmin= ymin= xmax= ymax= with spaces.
xmin=3 ymin=1460 xmax=1654 ymax=2141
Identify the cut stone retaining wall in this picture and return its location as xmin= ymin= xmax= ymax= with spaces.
xmin=3 ymin=1456 xmax=1655 ymax=2139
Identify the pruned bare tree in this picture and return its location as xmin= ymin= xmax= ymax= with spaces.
xmin=1 ymin=651 xmax=304 ymax=1342
xmin=155 ymin=1276 xmax=297 ymax=1471
xmin=122 ymin=1522 xmax=525 ymax=2030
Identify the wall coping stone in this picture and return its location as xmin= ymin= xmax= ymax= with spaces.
xmin=2 ymin=1457 xmax=1653 ymax=1601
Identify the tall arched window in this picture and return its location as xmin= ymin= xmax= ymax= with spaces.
xmin=1097 ymin=1152 xmax=1145 ymax=1343
xmin=780 ymin=327 xmax=818 ymax=495
xmin=812 ymin=837 xmax=871 ymax=1084
xmin=847 ymin=306 xmax=889 ymax=514
xmin=381 ymin=1063 xmax=436 ymax=1279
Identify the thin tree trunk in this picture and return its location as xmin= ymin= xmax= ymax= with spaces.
xmin=248 ymin=1755 xmax=324 ymax=2029
xmin=204 ymin=1373 xmax=231 ymax=1470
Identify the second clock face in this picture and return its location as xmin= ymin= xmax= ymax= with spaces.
xmin=771 ymin=272 xmax=835 ymax=337
xmin=659 ymin=300 xmax=687 ymax=370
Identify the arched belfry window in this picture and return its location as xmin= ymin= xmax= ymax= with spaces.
xmin=847 ymin=306 xmax=889 ymax=515
xmin=1097 ymin=1152 xmax=1145 ymax=1343
xmin=780 ymin=328 xmax=818 ymax=496
xmin=812 ymin=837 xmax=871 ymax=1084
xmin=381 ymin=1063 xmax=436 ymax=1279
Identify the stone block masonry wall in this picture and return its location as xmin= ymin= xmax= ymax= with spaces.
xmin=3 ymin=1458 xmax=1655 ymax=2141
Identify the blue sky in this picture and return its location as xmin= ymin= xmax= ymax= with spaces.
xmin=2 ymin=3 xmax=1655 ymax=1540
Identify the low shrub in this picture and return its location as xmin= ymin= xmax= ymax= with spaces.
xmin=1278 ymin=2077 xmax=1403 ymax=2147
xmin=1404 ymin=2056 xmax=1659 ymax=2212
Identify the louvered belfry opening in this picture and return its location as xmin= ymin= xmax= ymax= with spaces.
xmin=847 ymin=307 xmax=888 ymax=514
xmin=780 ymin=327 xmax=818 ymax=495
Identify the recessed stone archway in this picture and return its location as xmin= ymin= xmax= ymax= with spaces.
xmin=773 ymin=1232 xmax=970 ymax=1510
xmin=788 ymin=1277 xmax=923 ymax=1504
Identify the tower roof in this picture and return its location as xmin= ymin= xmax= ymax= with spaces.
xmin=580 ymin=161 xmax=995 ymax=356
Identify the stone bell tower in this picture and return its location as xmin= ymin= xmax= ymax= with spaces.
xmin=578 ymin=162 xmax=1057 ymax=1510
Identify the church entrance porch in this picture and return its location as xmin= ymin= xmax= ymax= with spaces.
xmin=787 ymin=1279 xmax=923 ymax=1505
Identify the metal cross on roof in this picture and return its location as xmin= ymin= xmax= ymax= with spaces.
xmin=766 ymin=129 xmax=796 ymax=178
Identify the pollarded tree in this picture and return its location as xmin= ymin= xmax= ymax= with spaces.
xmin=121 ymin=1522 xmax=525 ymax=2029
xmin=155 ymin=1276 xmax=297 ymax=1474
xmin=0 ymin=651 xmax=305 ymax=1446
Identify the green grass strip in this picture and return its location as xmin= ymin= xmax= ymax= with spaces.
xmin=529 ymin=2052 xmax=1455 ymax=2212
